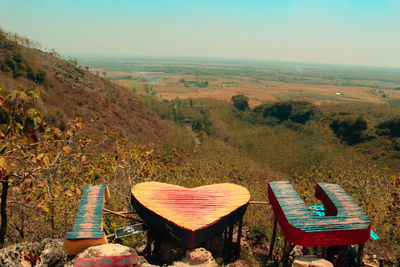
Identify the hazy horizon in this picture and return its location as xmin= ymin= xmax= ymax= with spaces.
xmin=74 ymin=54 xmax=400 ymax=70
xmin=1 ymin=0 xmax=400 ymax=68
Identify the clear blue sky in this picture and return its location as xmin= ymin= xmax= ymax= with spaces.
xmin=1 ymin=0 xmax=399 ymax=67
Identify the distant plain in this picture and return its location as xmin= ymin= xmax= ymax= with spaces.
xmin=78 ymin=57 xmax=400 ymax=106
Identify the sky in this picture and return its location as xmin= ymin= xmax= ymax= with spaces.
xmin=1 ymin=0 xmax=400 ymax=67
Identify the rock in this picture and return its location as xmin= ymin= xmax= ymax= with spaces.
xmin=36 ymin=239 xmax=67 ymax=267
xmin=171 ymin=247 xmax=217 ymax=267
xmin=173 ymin=262 xmax=190 ymax=267
xmin=75 ymin=243 xmax=136 ymax=258
xmin=63 ymin=243 xmax=139 ymax=266
xmin=1 ymin=239 xmax=220 ymax=267
xmin=292 ymin=245 xmax=303 ymax=257
xmin=293 ymin=256 xmax=333 ymax=267
xmin=228 ymin=259 xmax=250 ymax=267
xmin=184 ymin=247 xmax=217 ymax=266
xmin=137 ymin=255 xmax=157 ymax=267
xmin=0 ymin=241 xmax=41 ymax=267
xmin=0 ymin=244 xmax=27 ymax=266
xmin=20 ymin=257 xmax=32 ymax=267
xmin=252 ymin=247 xmax=268 ymax=256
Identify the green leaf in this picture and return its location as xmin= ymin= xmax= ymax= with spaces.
xmin=33 ymin=116 xmax=42 ymax=130
xmin=16 ymin=123 xmax=23 ymax=130
xmin=8 ymin=90 xmax=28 ymax=103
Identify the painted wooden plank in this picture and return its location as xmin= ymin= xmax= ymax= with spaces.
xmin=64 ymin=184 xmax=111 ymax=255
xmin=131 ymin=182 xmax=250 ymax=248
xmin=268 ymin=181 xmax=371 ymax=247
xmin=66 ymin=184 xmax=109 ymax=239
xmin=308 ymin=205 xmax=379 ymax=240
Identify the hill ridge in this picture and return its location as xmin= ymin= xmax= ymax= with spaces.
xmin=0 ymin=29 xmax=177 ymax=147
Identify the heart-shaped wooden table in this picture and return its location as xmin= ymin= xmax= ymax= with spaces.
xmin=131 ymin=182 xmax=250 ymax=248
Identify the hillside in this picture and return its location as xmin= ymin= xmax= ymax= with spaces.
xmin=0 ymin=29 xmax=185 ymax=148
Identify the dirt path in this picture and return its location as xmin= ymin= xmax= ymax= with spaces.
xmin=185 ymin=124 xmax=201 ymax=146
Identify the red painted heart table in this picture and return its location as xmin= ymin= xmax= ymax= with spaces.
xmin=131 ymin=182 xmax=250 ymax=248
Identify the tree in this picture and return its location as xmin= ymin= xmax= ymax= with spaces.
xmin=329 ymin=115 xmax=367 ymax=145
xmin=0 ymin=87 xmax=88 ymax=245
xmin=377 ymin=118 xmax=400 ymax=137
xmin=262 ymin=101 xmax=317 ymax=124
xmin=264 ymin=102 xmax=292 ymax=122
xmin=0 ymin=87 xmax=44 ymax=246
xmin=231 ymin=94 xmax=249 ymax=111
xmin=35 ymin=70 xmax=46 ymax=84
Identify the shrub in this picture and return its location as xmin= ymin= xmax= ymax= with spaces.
xmin=261 ymin=101 xmax=318 ymax=124
xmin=392 ymin=138 xmax=400 ymax=151
xmin=250 ymin=225 xmax=269 ymax=245
xmin=329 ymin=115 xmax=368 ymax=145
xmin=26 ymin=66 xmax=36 ymax=80
xmin=231 ymin=94 xmax=249 ymax=111
xmin=377 ymin=118 xmax=400 ymax=137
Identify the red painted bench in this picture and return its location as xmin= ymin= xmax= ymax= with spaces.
xmin=268 ymin=181 xmax=371 ymax=247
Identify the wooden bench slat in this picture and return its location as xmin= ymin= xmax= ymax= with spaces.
xmin=64 ymin=184 xmax=110 ymax=255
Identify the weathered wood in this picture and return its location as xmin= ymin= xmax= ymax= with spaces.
xmin=236 ymin=218 xmax=243 ymax=257
xmin=131 ymin=182 xmax=250 ymax=248
xmin=63 ymin=184 xmax=111 ymax=255
xmin=268 ymin=181 xmax=371 ymax=247
xmin=268 ymin=216 xmax=277 ymax=259
xmin=228 ymin=224 xmax=234 ymax=251
xmin=282 ymin=239 xmax=292 ymax=267
xmin=336 ymin=246 xmax=348 ymax=267
xmin=320 ymin=247 xmax=327 ymax=259
xmin=103 ymin=208 xmax=130 ymax=219
xmin=249 ymin=201 xmax=269 ymax=205
xmin=357 ymin=243 xmax=365 ymax=267
xmin=0 ymin=177 xmax=8 ymax=248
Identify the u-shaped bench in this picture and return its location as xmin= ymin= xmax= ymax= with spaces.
xmin=268 ymin=181 xmax=371 ymax=247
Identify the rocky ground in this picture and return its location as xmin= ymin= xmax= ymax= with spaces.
xmin=0 ymin=239 xmax=225 ymax=267
xmin=0 ymin=228 xmax=382 ymax=266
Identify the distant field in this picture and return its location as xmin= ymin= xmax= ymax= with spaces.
xmin=81 ymin=57 xmax=400 ymax=107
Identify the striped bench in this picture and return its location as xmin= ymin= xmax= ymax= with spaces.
xmin=268 ymin=181 xmax=371 ymax=247
xmin=63 ymin=184 xmax=111 ymax=255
